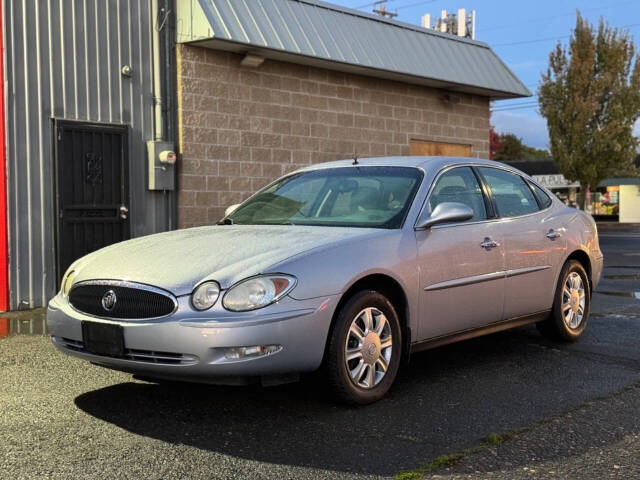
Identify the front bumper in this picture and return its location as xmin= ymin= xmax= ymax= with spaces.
xmin=47 ymin=292 xmax=337 ymax=383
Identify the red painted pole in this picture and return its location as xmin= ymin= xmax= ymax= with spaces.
xmin=0 ymin=0 xmax=9 ymax=314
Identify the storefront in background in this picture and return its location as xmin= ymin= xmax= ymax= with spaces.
xmin=506 ymin=160 xmax=640 ymax=223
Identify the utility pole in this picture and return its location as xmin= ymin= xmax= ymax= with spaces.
xmin=372 ymin=0 xmax=397 ymax=19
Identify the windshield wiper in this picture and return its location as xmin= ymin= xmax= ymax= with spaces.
xmin=256 ymin=221 xmax=296 ymax=225
xmin=217 ymin=218 xmax=234 ymax=225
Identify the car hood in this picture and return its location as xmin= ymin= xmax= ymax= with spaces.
xmin=71 ymin=225 xmax=382 ymax=295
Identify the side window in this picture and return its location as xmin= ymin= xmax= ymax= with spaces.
xmin=478 ymin=167 xmax=539 ymax=217
xmin=428 ymin=167 xmax=487 ymax=222
xmin=529 ymin=181 xmax=553 ymax=208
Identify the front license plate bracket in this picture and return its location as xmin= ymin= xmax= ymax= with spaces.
xmin=81 ymin=321 xmax=125 ymax=357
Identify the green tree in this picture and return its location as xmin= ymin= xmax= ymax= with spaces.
xmin=493 ymin=133 xmax=523 ymax=160
xmin=493 ymin=133 xmax=551 ymax=161
xmin=538 ymin=13 xmax=640 ymax=209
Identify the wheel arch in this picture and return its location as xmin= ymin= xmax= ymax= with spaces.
xmin=564 ymin=249 xmax=593 ymax=293
xmin=323 ymin=273 xmax=412 ymax=366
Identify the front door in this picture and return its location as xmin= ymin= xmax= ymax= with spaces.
xmin=416 ymin=166 xmax=505 ymax=341
xmin=55 ymin=121 xmax=129 ymax=284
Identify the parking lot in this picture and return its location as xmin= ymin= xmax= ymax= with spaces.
xmin=2 ymin=224 xmax=640 ymax=480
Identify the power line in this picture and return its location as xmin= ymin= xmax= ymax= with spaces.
xmin=354 ymin=0 xmax=397 ymax=10
xmin=492 ymin=106 xmax=539 ymax=112
xmin=479 ymin=1 xmax=637 ymax=34
xmin=396 ymin=0 xmax=438 ymax=11
xmin=493 ymin=99 xmax=539 ymax=106
xmin=491 ymin=103 xmax=539 ymax=112
xmin=493 ymin=34 xmax=571 ymax=47
xmin=493 ymin=99 xmax=539 ymax=108
xmin=495 ymin=94 xmax=539 ymax=101
xmin=354 ymin=0 xmax=437 ymax=13
xmin=493 ymin=22 xmax=640 ymax=47
xmin=492 ymin=99 xmax=539 ymax=108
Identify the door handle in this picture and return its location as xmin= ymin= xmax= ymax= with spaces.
xmin=545 ymin=229 xmax=561 ymax=240
xmin=480 ymin=237 xmax=499 ymax=250
xmin=119 ymin=205 xmax=129 ymax=220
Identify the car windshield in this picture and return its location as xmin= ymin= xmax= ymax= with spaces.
xmin=224 ymin=166 xmax=423 ymax=228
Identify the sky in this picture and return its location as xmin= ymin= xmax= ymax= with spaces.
xmin=332 ymin=0 xmax=640 ymax=150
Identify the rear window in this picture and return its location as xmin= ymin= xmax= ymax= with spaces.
xmin=478 ymin=167 xmax=539 ymax=217
xmin=529 ymin=181 xmax=553 ymax=208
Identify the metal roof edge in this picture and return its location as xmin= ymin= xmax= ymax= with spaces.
xmin=188 ymin=37 xmax=529 ymax=99
xmin=485 ymin=48 xmax=532 ymax=97
xmin=181 ymin=0 xmax=530 ymax=99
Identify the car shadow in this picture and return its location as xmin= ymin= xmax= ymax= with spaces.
xmin=74 ymin=323 xmax=638 ymax=476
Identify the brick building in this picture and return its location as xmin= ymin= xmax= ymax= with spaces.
xmin=174 ymin=0 xmax=530 ymax=228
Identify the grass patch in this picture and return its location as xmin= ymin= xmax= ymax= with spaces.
xmin=394 ymin=383 xmax=640 ymax=479
xmin=395 ymin=453 xmax=463 ymax=480
xmin=394 ymin=433 xmax=510 ymax=479
xmin=481 ymin=432 xmax=507 ymax=446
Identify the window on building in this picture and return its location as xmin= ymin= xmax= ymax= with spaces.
xmin=410 ymin=140 xmax=472 ymax=157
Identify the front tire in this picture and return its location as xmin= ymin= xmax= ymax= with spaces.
xmin=537 ymin=260 xmax=590 ymax=342
xmin=326 ymin=290 xmax=402 ymax=405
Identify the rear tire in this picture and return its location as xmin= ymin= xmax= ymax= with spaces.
xmin=326 ymin=290 xmax=402 ymax=405
xmin=537 ymin=260 xmax=590 ymax=342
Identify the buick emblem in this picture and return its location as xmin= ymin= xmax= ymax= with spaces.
xmin=101 ymin=290 xmax=117 ymax=311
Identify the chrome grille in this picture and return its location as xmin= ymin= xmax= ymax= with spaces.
xmin=68 ymin=281 xmax=177 ymax=319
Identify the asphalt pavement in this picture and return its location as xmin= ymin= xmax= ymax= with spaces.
xmin=1 ymin=223 xmax=639 ymax=480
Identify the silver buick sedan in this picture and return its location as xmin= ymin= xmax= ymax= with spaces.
xmin=47 ymin=157 xmax=603 ymax=404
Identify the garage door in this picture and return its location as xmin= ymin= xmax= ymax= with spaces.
xmin=410 ymin=140 xmax=472 ymax=157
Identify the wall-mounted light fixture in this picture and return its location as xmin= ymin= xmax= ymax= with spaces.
xmin=240 ymin=53 xmax=265 ymax=68
xmin=442 ymin=93 xmax=461 ymax=105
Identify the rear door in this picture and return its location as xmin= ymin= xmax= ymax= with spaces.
xmin=415 ymin=166 xmax=505 ymax=341
xmin=477 ymin=167 xmax=565 ymax=319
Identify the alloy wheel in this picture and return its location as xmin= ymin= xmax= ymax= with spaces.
xmin=344 ymin=307 xmax=393 ymax=389
xmin=562 ymin=271 xmax=586 ymax=329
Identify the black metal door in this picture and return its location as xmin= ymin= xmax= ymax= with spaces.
xmin=55 ymin=121 xmax=130 ymax=283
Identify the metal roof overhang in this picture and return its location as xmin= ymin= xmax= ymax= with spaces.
xmin=176 ymin=0 xmax=531 ymax=100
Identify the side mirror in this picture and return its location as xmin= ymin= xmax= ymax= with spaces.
xmin=414 ymin=202 xmax=474 ymax=230
xmin=225 ymin=204 xmax=240 ymax=217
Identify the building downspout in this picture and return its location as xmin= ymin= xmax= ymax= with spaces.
xmin=152 ymin=0 xmax=164 ymax=141
xmin=152 ymin=0 xmax=178 ymax=230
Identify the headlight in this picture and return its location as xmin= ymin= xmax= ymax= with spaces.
xmin=60 ymin=270 xmax=77 ymax=297
xmin=191 ymin=281 xmax=221 ymax=311
xmin=222 ymin=275 xmax=296 ymax=312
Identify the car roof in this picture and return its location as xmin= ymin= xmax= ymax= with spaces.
xmin=299 ymin=156 xmax=516 ymax=173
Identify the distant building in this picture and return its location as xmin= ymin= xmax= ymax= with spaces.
xmin=505 ymin=159 xmax=640 ymax=223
